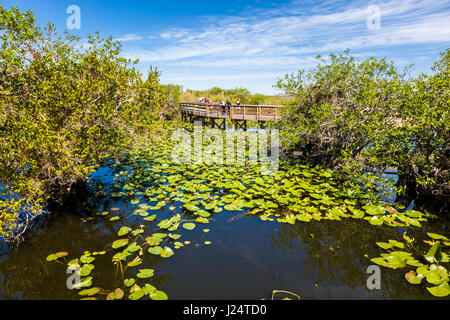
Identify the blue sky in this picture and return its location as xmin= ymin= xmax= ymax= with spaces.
xmin=3 ymin=0 xmax=450 ymax=94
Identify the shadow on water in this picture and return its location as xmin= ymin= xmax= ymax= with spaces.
xmin=0 ymin=164 xmax=448 ymax=300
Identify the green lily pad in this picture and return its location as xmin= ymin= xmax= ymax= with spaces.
xmin=127 ymin=257 xmax=143 ymax=267
xmin=143 ymin=284 xmax=156 ymax=295
xmin=183 ymin=203 xmax=200 ymax=211
xmin=148 ymin=246 xmax=162 ymax=255
xmin=77 ymin=264 xmax=95 ymax=276
xmin=46 ymin=251 xmax=68 ymax=262
xmin=118 ymin=226 xmax=132 ymax=236
xmin=196 ymin=217 xmax=209 ymax=224
xmin=157 ymin=219 xmax=173 ymax=229
xmin=425 ymin=264 xmax=449 ymax=285
xmin=132 ymin=229 xmax=145 ymax=236
xmin=112 ymin=238 xmax=129 ymax=249
xmin=143 ymin=214 xmax=157 ymax=221
xmin=128 ymin=289 xmax=145 ymax=300
xmin=160 ymin=246 xmax=174 ymax=258
xmin=182 ymin=223 xmax=196 ymax=230
xmin=72 ymin=276 xmax=93 ymax=289
xmin=427 ymin=233 xmax=449 ymax=241
xmin=149 ymin=290 xmax=168 ymax=300
xmin=363 ymin=205 xmax=385 ymax=216
xmin=196 ymin=210 xmax=211 ymax=217
xmin=126 ymin=242 xmax=140 ymax=253
xmin=137 ymin=268 xmax=154 ymax=278
xmin=426 ymin=282 xmax=450 ymax=297
xmin=425 ymin=242 xmax=442 ymax=263
xmin=80 ymin=255 xmax=95 ymax=264
xmin=79 ymin=287 xmax=102 ymax=296
xmin=124 ymin=278 xmax=135 ymax=287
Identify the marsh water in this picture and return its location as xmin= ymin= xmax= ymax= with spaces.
xmin=0 ymin=165 xmax=448 ymax=300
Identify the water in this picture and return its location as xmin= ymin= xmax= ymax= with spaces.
xmin=0 ymin=167 xmax=448 ymax=300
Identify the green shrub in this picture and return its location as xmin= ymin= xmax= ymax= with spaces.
xmin=276 ymin=49 xmax=449 ymax=201
xmin=0 ymin=5 xmax=167 ymax=240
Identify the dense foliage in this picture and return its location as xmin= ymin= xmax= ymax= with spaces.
xmin=276 ymin=50 xmax=449 ymax=203
xmin=0 ymin=6 xmax=168 ymax=240
xmin=160 ymin=83 xmax=183 ymax=120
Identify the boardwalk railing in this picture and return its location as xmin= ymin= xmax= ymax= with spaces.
xmin=180 ymin=101 xmax=283 ymax=122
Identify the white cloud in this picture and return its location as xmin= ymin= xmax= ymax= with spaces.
xmin=120 ymin=0 xmax=450 ymax=92
xmin=114 ymin=34 xmax=143 ymax=42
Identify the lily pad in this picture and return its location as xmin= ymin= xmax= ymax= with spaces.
xmin=118 ymin=226 xmax=132 ymax=236
xmin=426 ymin=282 xmax=450 ymax=297
xmin=149 ymin=290 xmax=168 ymax=300
xmin=128 ymin=289 xmax=145 ymax=300
xmin=112 ymin=238 xmax=129 ymax=249
xmin=182 ymin=223 xmax=196 ymax=230
xmin=106 ymin=288 xmax=124 ymax=300
xmin=425 ymin=242 xmax=442 ymax=263
xmin=46 ymin=252 xmax=68 ymax=262
xmin=72 ymin=276 xmax=93 ymax=289
xmin=148 ymin=246 xmax=162 ymax=255
xmin=137 ymin=268 xmax=154 ymax=278
xmin=405 ymin=271 xmax=424 ymax=284
xmin=160 ymin=246 xmax=174 ymax=258
xmin=124 ymin=278 xmax=135 ymax=287
xmin=79 ymin=287 xmax=102 ymax=296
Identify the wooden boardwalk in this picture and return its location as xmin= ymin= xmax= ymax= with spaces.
xmin=180 ymin=101 xmax=282 ymax=130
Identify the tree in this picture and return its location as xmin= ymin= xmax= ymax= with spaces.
xmin=276 ymin=49 xmax=449 ymax=203
xmin=276 ymin=50 xmax=404 ymax=168
xmin=373 ymin=50 xmax=449 ymax=200
xmin=161 ymin=83 xmax=183 ymax=119
xmin=0 ymin=5 xmax=167 ymax=241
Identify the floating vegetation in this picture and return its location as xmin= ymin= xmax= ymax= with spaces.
xmin=45 ymin=134 xmax=437 ymax=300
xmin=45 ymin=252 xmax=68 ymax=262
xmin=270 ymin=289 xmax=301 ymax=300
xmin=104 ymin=137 xmax=433 ymax=230
xmin=371 ymin=232 xmax=450 ymax=297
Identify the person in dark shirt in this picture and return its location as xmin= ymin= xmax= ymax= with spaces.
xmin=225 ymin=100 xmax=231 ymax=115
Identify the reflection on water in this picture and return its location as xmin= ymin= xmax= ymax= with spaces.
xmin=0 ymin=166 xmax=448 ymax=300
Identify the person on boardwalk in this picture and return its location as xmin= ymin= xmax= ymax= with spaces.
xmin=225 ymin=99 xmax=232 ymax=115
xmin=220 ymin=100 xmax=226 ymax=115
